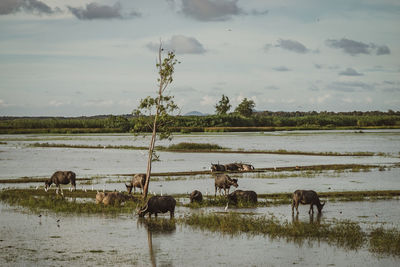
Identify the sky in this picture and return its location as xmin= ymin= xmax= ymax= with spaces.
xmin=0 ymin=0 xmax=399 ymax=117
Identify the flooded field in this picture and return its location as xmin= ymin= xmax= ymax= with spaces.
xmin=0 ymin=130 xmax=400 ymax=266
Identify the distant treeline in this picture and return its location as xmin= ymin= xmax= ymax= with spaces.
xmin=1 ymin=111 xmax=399 ymax=134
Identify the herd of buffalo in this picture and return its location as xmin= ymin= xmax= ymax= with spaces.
xmin=44 ymin=163 xmax=326 ymax=218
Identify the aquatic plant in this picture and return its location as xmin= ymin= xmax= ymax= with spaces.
xmin=182 ymin=213 xmax=365 ymax=250
xmin=369 ymin=227 xmax=400 ymax=256
xmin=167 ymin=142 xmax=225 ymax=151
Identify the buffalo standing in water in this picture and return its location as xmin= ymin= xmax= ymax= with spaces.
xmin=45 ymin=171 xmax=76 ymax=194
xmin=189 ymin=190 xmax=203 ymax=203
xmin=292 ymin=190 xmax=326 ymax=214
xmin=138 ymin=196 xmax=176 ymax=218
xmin=228 ymin=190 xmax=257 ymax=205
xmin=125 ymin=173 xmax=146 ymax=194
xmin=210 ymin=163 xmax=226 ymax=172
xmin=214 ymin=174 xmax=238 ymax=197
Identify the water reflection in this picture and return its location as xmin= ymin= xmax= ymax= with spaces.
xmin=137 ymin=218 xmax=176 ymax=267
xmin=292 ymin=212 xmax=322 ymax=224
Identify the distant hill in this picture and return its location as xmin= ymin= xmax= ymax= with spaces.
xmin=184 ymin=111 xmax=205 ymax=116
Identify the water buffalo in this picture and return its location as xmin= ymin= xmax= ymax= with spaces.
xmin=95 ymin=191 xmax=106 ymax=204
xmin=292 ymin=190 xmax=326 ymax=214
xmin=189 ymin=190 xmax=203 ymax=203
xmin=214 ymin=174 xmax=238 ymax=197
xmin=125 ymin=174 xmax=146 ymax=194
xmin=237 ymin=163 xmax=255 ymax=171
xmin=228 ymin=190 xmax=257 ymax=205
xmin=96 ymin=191 xmax=130 ymax=205
xmin=138 ymin=196 xmax=176 ymax=218
xmin=210 ymin=163 xmax=226 ymax=172
xmin=224 ymin=163 xmax=240 ymax=171
xmin=45 ymin=171 xmax=76 ymax=194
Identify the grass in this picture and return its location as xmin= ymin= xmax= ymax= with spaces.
xmin=182 ymin=212 xmax=365 ymax=250
xmin=369 ymin=227 xmax=400 ymax=256
xmin=181 ymin=212 xmax=400 ymax=256
xmin=0 ymin=189 xmax=144 ymax=214
xmin=27 ymin=142 xmax=383 ymax=157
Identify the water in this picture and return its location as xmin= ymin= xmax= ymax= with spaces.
xmin=0 ymin=131 xmax=400 ymax=265
xmin=1 ymin=203 xmax=399 ymax=266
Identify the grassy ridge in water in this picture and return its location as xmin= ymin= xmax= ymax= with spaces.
xmin=182 ymin=212 xmax=400 ymax=256
xmin=28 ymin=142 xmax=379 ymax=157
xmin=0 ymin=189 xmax=142 ymax=214
xmin=183 ymin=213 xmax=365 ymax=250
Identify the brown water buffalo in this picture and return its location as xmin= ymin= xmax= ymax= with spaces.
xmin=237 ymin=163 xmax=255 ymax=171
xmin=214 ymin=174 xmax=238 ymax=197
xmin=210 ymin=163 xmax=226 ymax=172
xmin=292 ymin=190 xmax=326 ymax=214
xmin=228 ymin=190 xmax=257 ymax=205
xmin=96 ymin=191 xmax=130 ymax=205
xmin=95 ymin=191 xmax=106 ymax=204
xmin=125 ymin=174 xmax=146 ymax=194
xmin=189 ymin=190 xmax=203 ymax=203
xmin=45 ymin=171 xmax=76 ymax=194
xmin=224 ymin=163 xmax=240 ymax=171
xmin=138 ymin=196 xmax=176 ymax=218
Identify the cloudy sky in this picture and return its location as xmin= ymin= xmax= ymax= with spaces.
xmin=0 ymin=0 xmax=399 ymax=116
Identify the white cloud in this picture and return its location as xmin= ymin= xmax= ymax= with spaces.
xmin=147 ymin=35 xmax=206 ymax=54
xmin=200 ymin=95 xmax=216 ymax=106
xmin=49 ymin=100 xmax=66 ymax=107
xmin=84 ymin=99 xmax=114 ymax=107
xmin=310 ymin=94 xmax=331 ymax=104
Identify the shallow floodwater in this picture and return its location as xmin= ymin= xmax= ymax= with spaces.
xmin=0 ymin=131 xmax=399 ymax=179
xmin=1 ymin=203 xmax=399 ymax=267
xmin=1 ymin=131 xmax=400 ymax=266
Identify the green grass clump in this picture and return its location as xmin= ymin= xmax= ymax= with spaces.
xmin=182 ymin=213 xmax=365 ymax=250
xmin=369 ymin=227 xmax=400 ymax=256
xmin=0 ymin=189 xmax=140 ymax=214
xmin=167 ymin=142 xmax=224 ymax=151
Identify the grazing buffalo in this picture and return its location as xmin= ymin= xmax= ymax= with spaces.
xmin=292 ymin=190 xmax=326 ymax=214
xmin=138 ymin=196 xmax=176 ymax=218
xmin=228 ymin=190 xmax=257 ymax=205
xmin=95 ymin=191 xmax=106 ymax=204
xmin=214 ymin=174 xmax=238 ymax=197
xmin=189 ymin=190 xmax=203 ymax=203
xmin=211 ymin=163 xmax=226 ymax=172
xmin=224 ymin=163 xmax=240 ymax=171
xmin=96 ymin=191 xmax=130 ymax=205
xmin=237 ymin=163 xmax=255 ymax=171
xmin=45 ymin=171 xmax=76 ymax=193
xmin=125 ymin=174 xmax=146 ymax=194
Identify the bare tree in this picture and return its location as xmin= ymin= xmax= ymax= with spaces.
xmin=133 ymin=44 xmax=180 ymax=199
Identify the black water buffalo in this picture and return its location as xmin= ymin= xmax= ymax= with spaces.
xmin=125 ymin=174 xmax=146 ymax=194
xmin=214 ymin=174 xmax=238 ymax=197
xmin=189 ymin=190 xmax=203 ymax=203
xmin=228 ymin=190 xmax=257 ymax=204
xmin=210 ymin=163 xmax=226 ymax=172
xmin=45 ymin=171 xmax=76 ymax=193
xmin=138 ymin=196 xmax=176 ymax=218
xmin=292 ymin=190 xmax=326 ymax=214
xmin=224 ymin=163 xmax=240 ymax=171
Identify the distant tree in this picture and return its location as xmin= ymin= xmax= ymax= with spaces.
xmin=235 ymin=98 xmax=255 ymax=117
xmin=215 ymin=94 xmax=231 ymax=115
xmin=132 ymin=44 xmax=180 ymax=199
